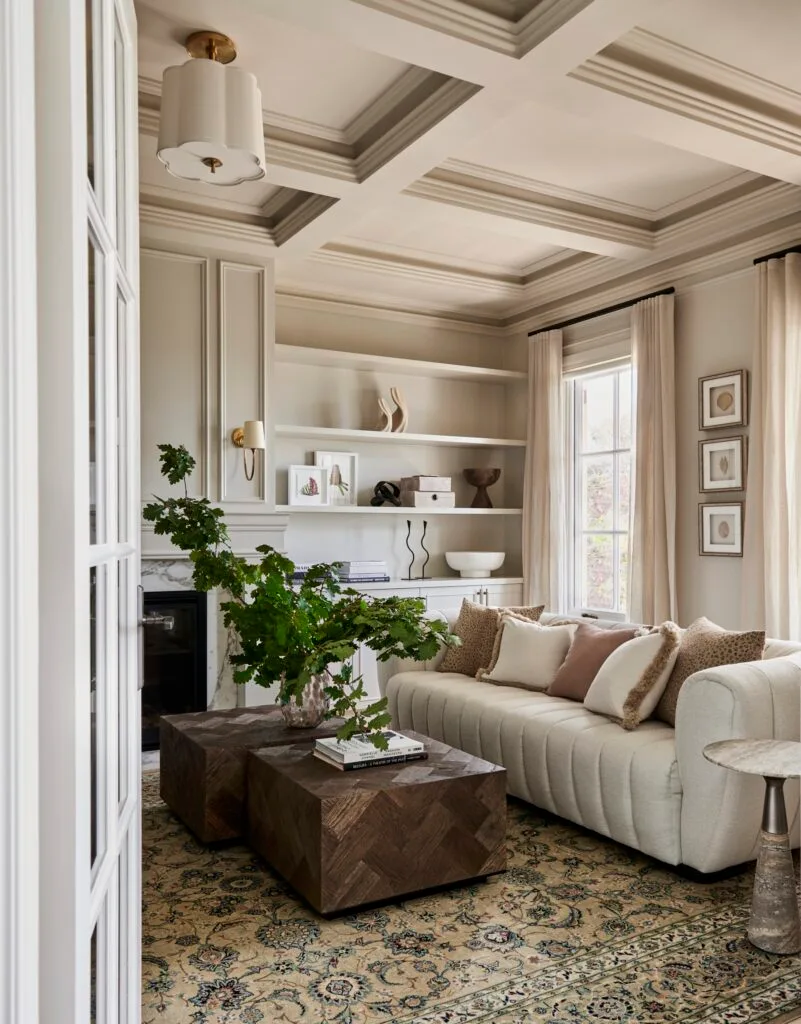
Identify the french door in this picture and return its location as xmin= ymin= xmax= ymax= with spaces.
xmin=37 ymin=0 xmax=140 ymax=1021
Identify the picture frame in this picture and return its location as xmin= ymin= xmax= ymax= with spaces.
xmin=698 ymin=435 xmax=746 ymax=493
xmin=699 ymin=502 xmax=744 ymax=557
xmin=288 ymin=465 xmax=328 ymax=506
xmin=314 ymin=451 xmax=358 ymax=507
xmin=698 ymin=369 xmax=748 ymax=429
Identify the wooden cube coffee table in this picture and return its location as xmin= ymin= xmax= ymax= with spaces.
xmin=247 ymin=734 xmax=507 ymax=914
xmin=160 ymin=705 xmax=345 ymax=842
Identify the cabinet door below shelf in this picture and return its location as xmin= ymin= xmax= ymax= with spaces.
xmin=484 ymin=583 xmax=525 ymax=607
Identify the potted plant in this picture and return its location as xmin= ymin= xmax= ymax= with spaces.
xmin=143 ymin=444 xmax=456 ymax=748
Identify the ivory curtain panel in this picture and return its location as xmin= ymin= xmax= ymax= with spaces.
xmin=742 ymin=253 xmax=801 ymax=640
xmin=523 ymin=329 xmax=565 ymax=610
xmin=628 ymin=294 xmax=678 ymax=624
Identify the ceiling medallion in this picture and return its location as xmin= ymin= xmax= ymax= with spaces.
xmin=157 ymin=30 xmax=266 ymax=186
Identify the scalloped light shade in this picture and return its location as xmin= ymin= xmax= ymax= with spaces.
xmin=157 ymin=57 xmax=266 ymax=186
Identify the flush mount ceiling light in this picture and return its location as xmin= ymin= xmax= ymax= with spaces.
xmin=157 ymin=30 xmax=266 ymax=186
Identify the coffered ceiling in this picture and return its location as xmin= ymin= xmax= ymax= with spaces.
xmin=136 ymin=0 xmax=801 ymax=325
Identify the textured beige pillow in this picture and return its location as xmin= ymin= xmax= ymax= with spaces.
xmin=583 ymin=622 xmax=682 ymax=728
xmin=478 ymin=614 xmax=576 ymax=691
xmin=547 ymin=622 xmax=642 ymax=701
xmin=437 ymin=599 xmax=544 ymax=678
xmin=656 ymin=617 xmax=766 ymax=726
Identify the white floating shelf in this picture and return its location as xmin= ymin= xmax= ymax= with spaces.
xmin=275 ymin=425 xmax=526 ymax=448
xmin=275 ymin=505 xmax=523 ymax=515
xmin=276 ymin=344 xmax=527 ymax=384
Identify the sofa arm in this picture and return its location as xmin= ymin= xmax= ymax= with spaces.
xmin=374 ymin=608 xmax=457 ymax=697
xmin=675 ymin=654 xmax=801 ymax=873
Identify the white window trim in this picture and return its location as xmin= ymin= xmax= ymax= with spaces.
xmin=565 ymin=365 xmax=632 ymax=622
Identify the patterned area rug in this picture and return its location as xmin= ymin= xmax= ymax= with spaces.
xmin=142 ymin=773 xmax=801 ymax=1024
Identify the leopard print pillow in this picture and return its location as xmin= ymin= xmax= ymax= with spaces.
xmin=438 ymin=599 xmax=544 ymax=678
xmin=655 ymin=617 xmax=765 ymax=726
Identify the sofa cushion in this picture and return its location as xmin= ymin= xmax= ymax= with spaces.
xmin=583 ymin=623 xmax=681 ymax=728
xmin=478 ymin=615 xmax=576 ymax=691
xmin=547 ymin=622 xmax=641 ymax=701
xmin=437 ymin=598 xmax=544 ymax=678
xmin=656 ymin=617 xmax=766 ymax=726
xmin=387 ymin=670 xmax=682 ymax=866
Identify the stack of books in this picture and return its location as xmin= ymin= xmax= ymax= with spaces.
xmin=289 ymin=563 xmax=334 ymax=583
xmin=314 ymin=731 xmax=427 ymax=771
xmin=337 ymin=560 xmax=390 ymax=583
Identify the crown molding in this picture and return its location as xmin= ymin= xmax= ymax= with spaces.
xmin=350 ymin=0 xmax=517 ymax=54
xmin=619 ymin=28 xmax=801 ymax=115
xmin=344 ymin=65 xmax=433 ymax=146
xmin=356 ymin=77 xmax=480 ymax=180
xmin=437 ymin=157 xmax=654 ymax=219
xmin=503 ymin=216 xmax=801 ymax=331
xmin=272 ymin=194 xmax=338 ymax=246
xmin=406 ymin=174 xmax=654 ymax=255
xmin=573 ymin=38 xmax=801 ymax=160
xmin=312 ymin=243 xmax=524 ymax=297
xmin=335 ymin=233 xmax=527 ymax=279
xmin=275 ymin=283 xmax=504 ymax=329
xmin=515 ymin=0 xmax=592 ymax=57
xmin=140 ymin=201 xmax=276 ymax=256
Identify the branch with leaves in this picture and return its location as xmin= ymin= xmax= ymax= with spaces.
xmin=143 ymin=444 xmax=457 ymax=747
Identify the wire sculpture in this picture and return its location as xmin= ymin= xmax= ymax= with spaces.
xmin=405 ymin=519 xmax=430 ymax=580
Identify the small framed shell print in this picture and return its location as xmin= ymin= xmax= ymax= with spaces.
xmin=699 ymin=502 xmax=743 ymax=557
xmin=699 ymin=436 xmax=746 ymax=492
xmin=699 ymin=370 xmax=748 ymax=429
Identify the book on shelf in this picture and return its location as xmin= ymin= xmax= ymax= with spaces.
xmin=339 ymin=575 xmax=391 ymax=583
xmin=315 ymin=730 xmax=424 ymax=764
xmin=313 ymin=749 xmax=429 ymax=771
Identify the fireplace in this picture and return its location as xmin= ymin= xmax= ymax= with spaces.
xmin=142 ymin=591 xmax=207 ymax=750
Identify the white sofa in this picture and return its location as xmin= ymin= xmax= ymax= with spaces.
xmin=382 ymin=610 xmax=801 ymax=874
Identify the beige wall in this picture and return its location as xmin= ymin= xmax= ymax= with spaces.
xmin=674 ymin=269 xmax=754 ymax=628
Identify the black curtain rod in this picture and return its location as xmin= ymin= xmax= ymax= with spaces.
xmin=753 ymin=245 xmax=801 ymax=266
xmin=528 ymin=287 xmax=675 ymax=337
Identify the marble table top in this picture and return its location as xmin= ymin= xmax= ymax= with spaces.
xmin=704 ymin=739 xmax=801 ymax=778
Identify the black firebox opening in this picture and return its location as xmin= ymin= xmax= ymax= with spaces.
xmin=142 ymin=590 xmax=207 ymax=750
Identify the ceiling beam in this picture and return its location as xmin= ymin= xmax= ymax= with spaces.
xmin=255 ymin=0 xmax=667 ymax=257
xmin=405 ymin=173 xmax=653 ymax=257
xmin=557 ymin=29 xmax=801 ymax=186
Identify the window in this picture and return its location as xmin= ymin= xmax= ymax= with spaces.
xmin=567 ymin=366 xmax=633 ymax=617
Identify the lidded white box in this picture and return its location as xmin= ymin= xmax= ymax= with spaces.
xmin=401 ymin=491 xmax=456 ymax=508
xmin=400 ymin=475 xmax=451 ymax=492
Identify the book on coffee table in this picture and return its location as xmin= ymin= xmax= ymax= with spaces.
xmin=313 ymin=748 xmax=429 ymax=771
xmin=315 ymin=730 xmax=424 ymax=764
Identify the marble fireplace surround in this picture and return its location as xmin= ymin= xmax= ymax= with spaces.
xmin=141 ymin=512 xmax=289 ymax=710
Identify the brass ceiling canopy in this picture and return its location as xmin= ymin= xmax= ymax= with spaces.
xmin=185 ymin=30 xmax=237 ymax=64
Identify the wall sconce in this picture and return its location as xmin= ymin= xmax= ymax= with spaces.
xmin=231 ymin=420 xmax=265 ymax=481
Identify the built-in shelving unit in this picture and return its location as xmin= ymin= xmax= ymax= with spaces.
xmin=275 ymin=425 xmax=526 ymax=448
xmin=274 ymin=505 xmax=523 ymax=515
xmin=276 ymin=344 xmax=527 ymax=384
xmin=273 ymin=334 xmax=529 ymax=579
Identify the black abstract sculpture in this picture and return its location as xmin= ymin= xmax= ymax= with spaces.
xmin=371 ymin=481 xmax=401 ymax=507
xmin=405 ymin=519 xmax=430 ymax=581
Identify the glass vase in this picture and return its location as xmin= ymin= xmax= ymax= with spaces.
xmin=280 ymin=671 xmax=331 ymax=728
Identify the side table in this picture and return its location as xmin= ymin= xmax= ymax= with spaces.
xmin=703 ymin=739 xmax=801 ymax=954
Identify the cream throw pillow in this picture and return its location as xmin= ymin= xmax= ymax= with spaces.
xmin=479 ymin=615 xmax=576 ymax=691
xmin=583 ymin=622 xmax=682 ymax=729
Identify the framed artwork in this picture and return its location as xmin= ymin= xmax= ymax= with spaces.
xmin=698 ymin=369 xmax=748 ymax=429
xmin=288 ymin=465 xmax=328 ymax=506
xmin=314 ymin=451 xmax=358 ymax=507
xmin=699 ymin=502 xmax=744 ymax=557
xmin=699 ymin=435 xmax=746 ymax=492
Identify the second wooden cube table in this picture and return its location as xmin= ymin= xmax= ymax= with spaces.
xmin=247 ymin=734 xmax=507 ymax=914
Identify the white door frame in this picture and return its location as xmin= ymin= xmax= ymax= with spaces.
xmin=0 ymin=0 xmax=39 ymax=1021
xmin=35 ymin=0 xmax=141 ymax=1019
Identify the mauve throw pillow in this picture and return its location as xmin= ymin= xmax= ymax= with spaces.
xmin=547 ymin=622 xmax=641 ymax=701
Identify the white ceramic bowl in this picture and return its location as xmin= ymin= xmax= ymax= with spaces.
xmin=445 ymin=551 xmax=505 ymax=578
